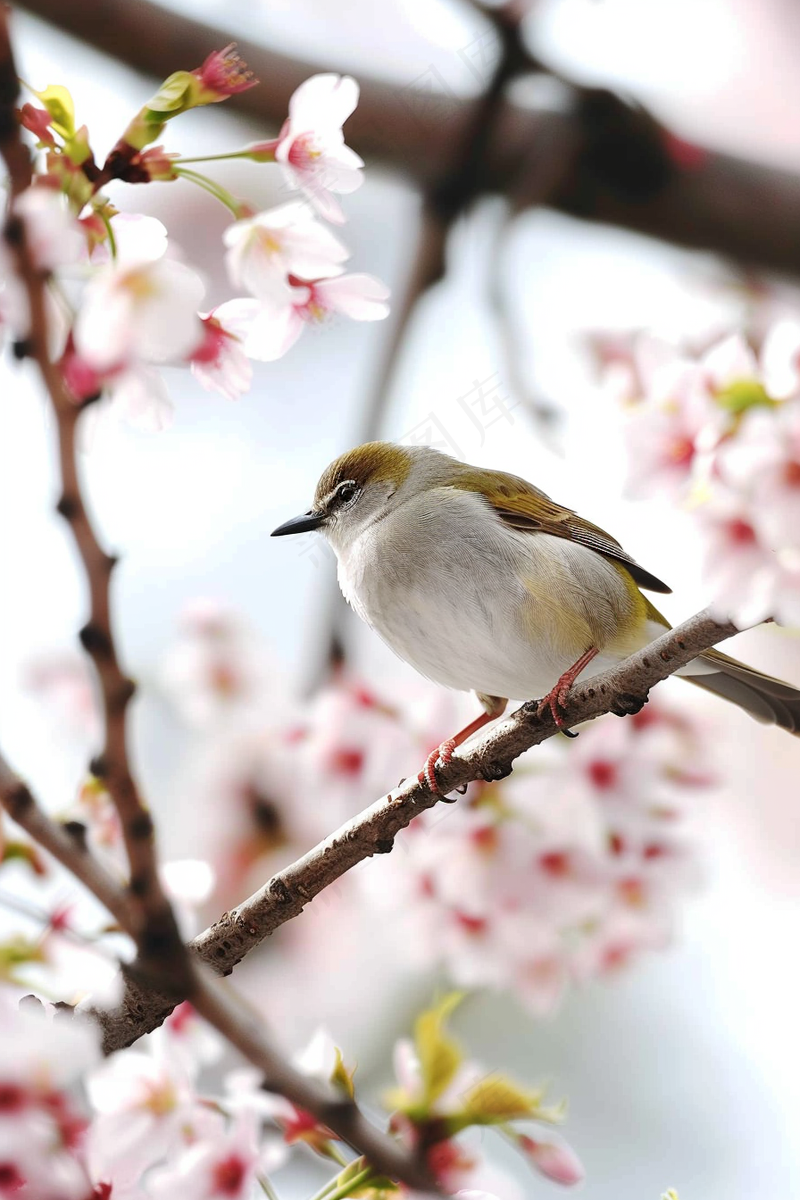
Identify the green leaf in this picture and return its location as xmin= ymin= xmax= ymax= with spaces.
xmin=0 ymin=936 xmax=45 ymax=978
xmin=414 ymin=992 xmax=464 ymax=1105
xmin=461 ymin=1073 xmax=545 ymax=1123
xmin=62 ymin=124 xmax=93 ymax=167
xmin=2 ymin=840 xmax=45 ymax=876
xmin=33 ymin=84 xmax=75 ymax=138
xmin=145 ymin=71 xmax=197 ymax=114
xmin=715 ymin=379 xmax=776 ymax=415
xmin=331 ymin=1045 xmax=356 ymax=1099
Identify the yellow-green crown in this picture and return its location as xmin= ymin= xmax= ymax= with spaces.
xmin=314 ymin=441 xmax=412 ymax=508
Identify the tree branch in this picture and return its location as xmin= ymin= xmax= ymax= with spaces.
xmin=0 ymin=758 xmax=438 ymax=1192
xmin=0 ymin=753 xmax=136 ymax=933
xmin=16 ymin=0 xmax=800 ymax=278
xmin=0 ymin=5 xmax=190 ymax=990
xmin=0 ymin=18 xmax=439 ymax=1189
xmin=97 ymin=607 xmax=740 ymax=1052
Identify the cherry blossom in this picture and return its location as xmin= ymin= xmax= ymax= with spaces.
xmin=239 ymin=272 xmax=390 ymax=361
xmin=74 ymin=256 xmax=205 ymax=373
xmin=192 ymin=43 xmax=257 ymax=103
xmin=623 ymin=357 xmax=717 ymax=499
xmin=381 ymin=700 xmax=711 ymax=1014
xmin=85 ymin=1045 xmax=203 ymax=1180
xmin=274 ymin=74 xmax=364 ymax=224
xmin=0 ymin=997 xmax=99 ymax=1200
xmin=223 ymin=202 xmax=348 ymax=296
xmin=147 ymin=1111 xmax=266 ymax=1200
xmin=13 ymin=184 xmax=85 ymax=270
xmin=190 ymin=308 xmax=253 ymax=401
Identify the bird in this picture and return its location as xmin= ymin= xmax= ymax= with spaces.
xmin=272 ymin=441 xmax=800 ymax=795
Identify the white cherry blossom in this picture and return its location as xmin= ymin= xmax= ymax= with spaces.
xmin=274 ymin=74 xmax=364 ymax=224
xmin=223 ymin=202 xmax=348 ymax=297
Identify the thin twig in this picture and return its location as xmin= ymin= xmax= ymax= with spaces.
xmin=97 ymin=608 xmax=741 ymax=1051
xmin=0 ymin=754 xmax=135 ymax=932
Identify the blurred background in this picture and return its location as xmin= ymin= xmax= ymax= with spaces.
xmin=2 ymin=1 xmax=800 ymax=1197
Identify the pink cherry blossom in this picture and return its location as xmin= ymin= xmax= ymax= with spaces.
xmin=85 ymin=1046 xmax=202 ymax=1180
xmin=192 ymin=43 xmax=257 ymax=103
xmin=223 ymin=202 xmax=348 ymax=297
xmin=190 ymin=308 xmax=253 ymax=401
xmin=240 ymin=272 xmax=390 ymax=361
xmin=14 ymin=184 xmax=85 ymax=270
xmin=381 ymin=698 xmax=712 ymax=1013
xmin=274 ymin=74 xmax=364 ymax=224
xmin=0 ymin=998 xmax=99 ymax=1200
xmin=147 ymin=1111 xmax=274 ymax=1200
xmin=698 ymin=487 xmax=800 ymax=627
xmin=622 ymin=357 xmax=719 ymax=499
xmin=74 ymin=256 xmax=205 ymax=373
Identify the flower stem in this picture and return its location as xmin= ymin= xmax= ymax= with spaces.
xmin=173 ymin=166 xmax=243 ymax=217
xmin=308 ymin=1167 xmax=375 ymax=1200
xmin=98 ymin=206 xmax=117 ymax=260
xmin=174 ymin=150 xmax=253 ymax=165
xmin=257 ymin=1174 xmax=281 ymax=1200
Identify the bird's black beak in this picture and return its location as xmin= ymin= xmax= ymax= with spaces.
xmin=270 ymin=510 xmax=326 ymax=537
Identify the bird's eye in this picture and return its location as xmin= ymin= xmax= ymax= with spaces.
xmin=337 ymin=482 xmax=359 ymax=506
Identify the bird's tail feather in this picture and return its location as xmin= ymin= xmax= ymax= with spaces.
xmin=682 ymin=648 xmax=800 ymax=735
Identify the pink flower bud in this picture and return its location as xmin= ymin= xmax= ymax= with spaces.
xmin=518 ymin=1134 xmax=585 ymax=1186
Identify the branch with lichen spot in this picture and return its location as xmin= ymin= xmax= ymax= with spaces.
xmin=96 ymin=607 xmax=740 ymax=1052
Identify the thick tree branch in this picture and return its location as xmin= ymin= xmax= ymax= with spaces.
xmin=97 ymin=608 xmax=740 ymax=1052
xmin=0 ymin=759 xmax=438 ymax=1192
xmin=0 ymin=17 xmax=438 ymax=1188
xmin=0 ymin=7 xmax=189 ymax=988
xmin=17 ymin=0 xmax=800 ymax=278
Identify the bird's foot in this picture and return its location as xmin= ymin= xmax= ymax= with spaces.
xmin=418 ymin=739 xmax=459 ymax=800
xmin=535 ymin=647 xmax=599 ymax=737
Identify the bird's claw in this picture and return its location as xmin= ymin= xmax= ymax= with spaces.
xmin=418 ymin=739 xmax=458 ymax=799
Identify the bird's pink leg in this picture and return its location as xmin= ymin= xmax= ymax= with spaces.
xmin=419 ymin=698 xmax=507 ymax=797
xmin=537 ymin=647 xmax=599 ymax=730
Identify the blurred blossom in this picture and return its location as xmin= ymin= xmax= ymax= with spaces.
xmin=233 ymin=271 xmax=391 ymax=362
xmin=14 ymin=184 xmax=85 ymax=271
xmin=189 ymin=309 xmax=253 ymax=402
xmin=0 ymin=994 xmax=98 ymax=1199
xmin=377 ymin=701 xmax=712 ymax=1015
xmin=160 ymin=599 xmax=280 ymax=729
xmin=74 ymin=256 xmax=205 ymax=373
xmin=21 ymin=651 xmax=101 ymax=745
xmin=592 ymin=291 xmax=800 ymax=628
xmin=273 ymin=74 xmax=365 ymax=224
xmin=223 ymin=202 xmax=348 ymax=295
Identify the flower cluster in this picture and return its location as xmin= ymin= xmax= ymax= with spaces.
xmin=154 ymin=603 xmax=714 ymax=1015
xmin=0 ymin=988 xmax=578 ymax=1199
xmin=7 ymin=53 xmax=388 ymax=430
xmin=592 ymin=311 xmax=800 ymax=628
xmin=384 ymin=702 xmax=712 ymax=1014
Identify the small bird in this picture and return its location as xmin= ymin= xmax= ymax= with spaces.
xmin=272 ymin=441 xmax=800 ymax=794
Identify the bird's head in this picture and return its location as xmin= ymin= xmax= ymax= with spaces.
xmin=271 ymin=441 xmax=413 ymax=551
xmin=271 ymin=441 xmax=452 ymax=553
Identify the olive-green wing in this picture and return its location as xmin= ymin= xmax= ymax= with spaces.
xmin=450 ymin=465 xmax=672 ymax=595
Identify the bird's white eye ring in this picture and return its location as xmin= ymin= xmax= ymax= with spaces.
xmin=337 ymin=481 xmax=359 ymax=507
